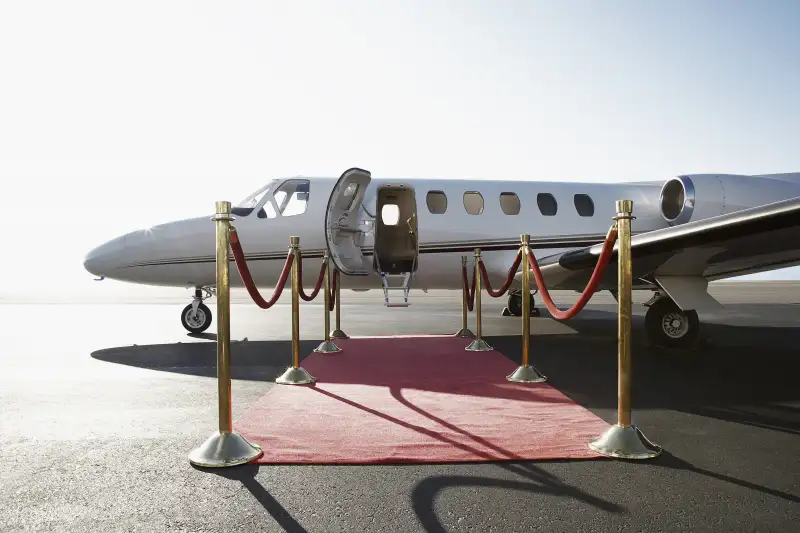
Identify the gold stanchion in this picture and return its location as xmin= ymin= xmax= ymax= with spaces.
xmin=330 ymin=266 xmax=349 ymax=339
xmin=466 ymin=249 xmax=492 ymax=351
xmin=314 ymin=255 xmax=341 ymax=354
xmin=454 ymin=255 xmax=475 ymax=338
xmin=589 ymin=200 xmax=662 ymax=459
xmin=188 ymin=201 xmax=263 ymax=467
xmin=276 ymin=236 xmax=317 ymax=385
xmin=507 ymin=234 xmax=547 ymax=383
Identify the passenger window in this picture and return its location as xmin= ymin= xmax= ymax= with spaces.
xmin=381 ymin=204 xmax=400 ymax=225
xmin=273 ymin=179 xmax=310 ymax=216
xmin=426 ymin=190 xmax=448 ymax=214
xmin=500 ymin=192 xmax=520 ymax=215
xmin=537 ymin=193 xmax=557 ymax=216
xmin=574 ymin=194 xmax=594 ymax=217
xmin=463 ymin=192 xmax=484 ymax=215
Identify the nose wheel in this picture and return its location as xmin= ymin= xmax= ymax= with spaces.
xmin=181 ymin=302 xmax=213 ymax=334
xmin=181 ymin=287 xmax=215 ymax=334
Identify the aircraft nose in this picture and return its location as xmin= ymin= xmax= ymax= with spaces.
xmin=83 ymin=235 xmax=127 ymax=277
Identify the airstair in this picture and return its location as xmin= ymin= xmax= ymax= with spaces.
xmin=379 ymin=271 xmax=413 ymax=307
xmin=375 ymin=215 xmax=418 ymax=307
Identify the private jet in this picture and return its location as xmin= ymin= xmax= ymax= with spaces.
xmin=84 ymin=168 xmax=800 ymax=348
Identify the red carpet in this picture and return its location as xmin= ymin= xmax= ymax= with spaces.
xmin=234 ymin=336 xmax=610 ymax=464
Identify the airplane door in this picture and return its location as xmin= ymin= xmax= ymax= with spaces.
xmin=325 ymin=167 xmax=372 ymax=275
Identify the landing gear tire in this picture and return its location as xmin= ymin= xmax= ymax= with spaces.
xmin=181 ymin=302 xmax=213 ymax=334
xmin=645 ymin=298 xmax=699 ymax=349
xmin=507 ymin=291 xmax=536 ymax=317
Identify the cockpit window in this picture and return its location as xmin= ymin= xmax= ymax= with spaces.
xmin=273 ymin=179 xmax=310 ymax=216
xmin=236 ymin=180 xmax=277 ymax=209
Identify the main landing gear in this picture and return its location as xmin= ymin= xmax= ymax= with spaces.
xmin=643 ymin=292 xmax=700 ymax=348
xmin=505 ymin=289 xmax=540 ymax=317
xmin=181 ymin=287 xmax=215 ymax=334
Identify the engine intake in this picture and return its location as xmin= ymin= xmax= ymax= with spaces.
xmin=658 ymin=173 xmax=800 ymax=227
xmin=659 ymin=176 xmax=695 ymax=225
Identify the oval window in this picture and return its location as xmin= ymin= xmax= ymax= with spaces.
xmin=537 ymin=193 xmax=557 ymax=216
xmin=463 ymin=191 xmax=484 ymax=215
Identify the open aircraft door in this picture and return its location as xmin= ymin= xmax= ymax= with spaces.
xmin=325 ymin=167 xmax=372 ymax=276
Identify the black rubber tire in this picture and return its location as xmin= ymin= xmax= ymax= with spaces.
xmin=507 ymin=291 xmax=535 ymax=317
xmin=507 ymin=292 xmax=522 ymax=316
xmin=181 ymin=302 xmax=213 ymax=334
xmin=644 ymin=298 xmax=700 ymax=349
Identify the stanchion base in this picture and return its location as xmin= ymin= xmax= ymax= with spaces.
xmin=506 ymin=364 xmax=547 ymax=383
xmin=465 ymin=338 xmax=493 ymax=351
xmin=454 ymin=327 xmax=474 ymax=338
xmin=589 ymin=424 xmax=662 ymax=460
xmin=313 ymin=340 xmax=342 ymax=354
xmin=276 ymin=366 xmax=317 ymax=385
xmin=188 ymin=430 xmax=263 ymax=468
xmin=330 ymin=329 xmax=349 ymax=339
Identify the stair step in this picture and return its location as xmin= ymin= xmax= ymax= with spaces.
xmin=380 ymin=271 xmax=412 ymax=307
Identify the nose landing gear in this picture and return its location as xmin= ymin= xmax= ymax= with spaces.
xmin=181 ymin=287 xmax=215 ymax=334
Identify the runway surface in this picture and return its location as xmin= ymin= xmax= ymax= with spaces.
xmin=1 ymin=282 xmax=799 ymax=532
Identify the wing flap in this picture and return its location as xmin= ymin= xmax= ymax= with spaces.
xmin=526 ymin=196 xmax=800 ymax=291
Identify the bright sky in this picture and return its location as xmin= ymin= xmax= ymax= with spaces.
xmin=1 ymin=0 xmax=799 ymax=299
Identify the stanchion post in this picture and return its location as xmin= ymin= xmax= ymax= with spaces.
xmin=454 ymin=255 xmax=475 ymax=338
xmin=188 ymin=201 xmax=263 ymax=467
xmin=589 ymin=200 xmax=662 ymax=459
xmin=276 ymin=236 xmax=317 ymax=385
xmin=314 ymin=255 xmax=342 ymax=353
xmin=330 ymin=265 xmax=349 ymax=339
xmin=507 ymin=235 xmax=546 ymax=383
xmin=465 ymin=249 xmax=492 ymax=351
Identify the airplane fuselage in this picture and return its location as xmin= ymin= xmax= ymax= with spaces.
xmin=86 ymin=177 xmax=671 ymax=292
xmin=85 ymin=173 xmax=800 ymax=293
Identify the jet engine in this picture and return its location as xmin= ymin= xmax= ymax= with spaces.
xmin=659 ymin=173 xmax=800 ymax=226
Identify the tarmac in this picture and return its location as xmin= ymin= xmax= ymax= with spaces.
xmin=1 ymin=282 xmax=799 ymax=532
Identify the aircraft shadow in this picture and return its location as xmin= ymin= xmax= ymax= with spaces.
xmin=90 ymin=312 xmax=800 ymax=435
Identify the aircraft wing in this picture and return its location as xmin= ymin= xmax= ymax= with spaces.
xmin=526 ymin=196 xmax=800 ymax=296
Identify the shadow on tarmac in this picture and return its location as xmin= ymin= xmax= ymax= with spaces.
xmin=91 ymin=313 xmax=800 ymax=435
xmin=94 ymin=309 xmax=800 ymax=529
xmin=193 ymin=463 xmax=309 ymax=533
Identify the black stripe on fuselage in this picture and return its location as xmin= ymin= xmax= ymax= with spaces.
xmin=121 ymin=235 xmax=608 ymax=269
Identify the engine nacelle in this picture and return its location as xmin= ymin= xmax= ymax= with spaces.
xmin=659 ymin=173 xmax=800 ymax=226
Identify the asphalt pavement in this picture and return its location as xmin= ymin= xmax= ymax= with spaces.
xmin=1 ymin=282 xmax=798 ymax=532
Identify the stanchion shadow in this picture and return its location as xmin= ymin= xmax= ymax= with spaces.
xmin=650 ymin=451 xmax=800 ymax=504
xmin=191 ymin=463 xmax=309 ymax=533
xmin=485 ymin=315 xmax=800 ymax=435
xmin=310 ymin=386 xmax=529 ymax=462
xmin=387 ymin=385 xmax=525 ymax=461
xmin=410 ymin=462 xmax=626 ymax=533
xmin=309 ymin=385 xmax=625 ymax=521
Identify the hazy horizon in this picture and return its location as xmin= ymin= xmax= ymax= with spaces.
xmin=2 ymin=0 xmax=799 ymax=300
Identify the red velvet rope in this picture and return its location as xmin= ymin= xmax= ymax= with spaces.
xmin=478 ymin=250 xmax=522 ymax=298
xmin=296 ymin=253 xmax=327 ymax=302
xmin=230 ymin=229 xmax=293 ymax=309
xmin=526 ymin=225 xmax=618 ymax=320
